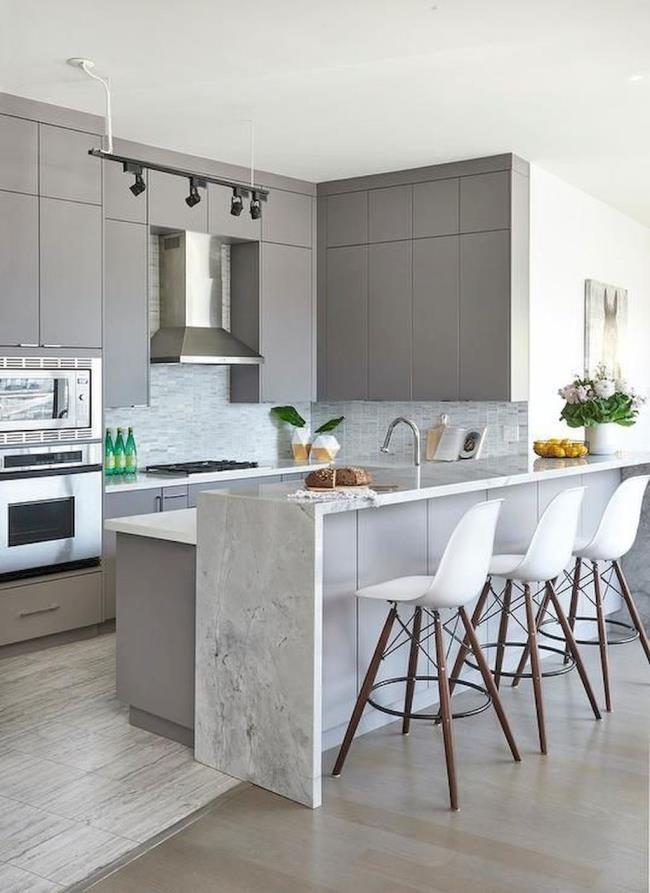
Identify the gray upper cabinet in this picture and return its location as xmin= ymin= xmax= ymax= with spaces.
xmin=40 ymin=198 xmax=102 ymax=348
xmin=39 ymin=125 xmax=102 ymax=205
xmin=460 ymin=171 xmax=510 ymax=233
xmin=325 ymin=246 xmax=368 ymax=400
xmin=262 ymin=189 xmax=312 ymax=247
xmin=0 ymin=191 xmax=39 ymax=346
xmin=368 ymin=241 xmax=412 ymax=400
xmin=103 ymin=159 xmax=147 ymax=223
xmin=459 ymin=230 xmax=510 ymax=400
xmin=208 ymin=183 xmax=261 ymax=241
xmin=148 ymin=170 xmax=208 ymax=232
xmin=260 ymin=243 xmax=312 ymax=402
xmin=412 ymin=236 xmax=459 ymax=400
xmin=104 ymin=220 xmax=149 ymax=407
xmin=326 ymin=191 xmax=368 ymax=246
xmin=368 ymin=185 xmax=412 ymax=243
xmin=0 ymin=115 xmax=38 ymax=194
xmin=413 ymin=178 xmax=459 ymax=238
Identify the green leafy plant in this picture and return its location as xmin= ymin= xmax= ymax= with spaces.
xmin=270 ymin=405 xmax=307 ymax=428
xmin=315 ymin=416 xmax=344 ymax=434
xmin=558 ymin=364 xmax=646 ymax=428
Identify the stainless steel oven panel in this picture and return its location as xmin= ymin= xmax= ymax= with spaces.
xmin=0 ymin=467 xmax=102 ymax=575
xmin=0 ymin=443 xmax=102 ymax=473
xmin=0 ymin=357 xmax=101 ymax=442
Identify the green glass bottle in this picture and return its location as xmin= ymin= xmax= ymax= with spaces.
xmin=124 ymin=427 xmax=137 ymax=475
xmin=104 ymin=428 xmax=116 ymax=476
xmin=114 ymin=428 xmax=126 ymax=475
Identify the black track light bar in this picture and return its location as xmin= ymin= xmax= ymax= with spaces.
xmin=89 ymin=149 xmax=269 ymax=201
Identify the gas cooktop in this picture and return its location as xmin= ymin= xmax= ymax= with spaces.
xmin=145 ymin=460 xmax=260 ymax=476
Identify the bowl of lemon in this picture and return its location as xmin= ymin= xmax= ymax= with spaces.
xmin=533 ymin=439 xmax=589 ymax=459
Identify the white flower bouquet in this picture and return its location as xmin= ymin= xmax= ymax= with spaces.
xmin=558 ymin=364 xmax=646 ymax=428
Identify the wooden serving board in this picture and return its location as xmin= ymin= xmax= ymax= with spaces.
xmin=305 ymin=484 xmax=371 ymax=492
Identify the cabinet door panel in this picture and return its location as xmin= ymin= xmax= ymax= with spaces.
xmin=412 ymin=236 xmax=459 ymax=400
xmin=104 ymin=159 xmax=147 ymax=223
xmin=459 ymin=230 xmax=510 ymax=400
xmin=40 ymin=199 xmax=102 ymax=348
xmin=149 ymin=170 xmax=208 ymax=232
xmin=368 ymin=185 xmax=412 ymax=243
xmin=39 ymin=125 xmax=102 ymax=205
xmin=208 ymin=183 xmax=261 ymax=240
xmin=104 ymin=220 xmax=149 ymax=407
xmin=460 ymin=171 xmax=510 ymax=233
xmin=325 ymin=246 xmax=368 ymax=400
xmin=326 ymin=192 xmax=367 ymax=246
xmin=368 ymin=241 xmax=412 ymax=400
xmin=262 ymin=190 xmax=312 ymax=247
xmin=0 ymin=192 xmax=39 ymax=346
xmin=0 ymin=115 xmax=38 ymax=194
xmin=413 ymin=178 xmax=459 ymax=237
xmin=261 ymin=244 xmax=312 ymax=402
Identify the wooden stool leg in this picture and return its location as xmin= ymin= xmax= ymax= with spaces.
xmin=565 ymin=557 xmax=582 ymax=664
xmin=593 ymin=562 xmax=612 ymax=712
xmin=524 ymin=584 xmax=547 ymax=754
xmin=402 ymin=607 xmax=423 ymax=735
xmin=613 ymin=560 xmax=650 ymax=664
xmin=332 ymin=605 xmax=397 ymax=777
xmin=512 ymin=587 xmax=551 ymax=688
xmin=546 ymin=581 xmax=601 ymax=720
xmin=458 ymin=607 xmax=521 ymax=762
xmin=448 ymin=578 xmax=491 ymax=696
xmin=494 ymin=580 xmax=513 ymax=689
xmin=433 ymin=611 xmax=459 ymax=811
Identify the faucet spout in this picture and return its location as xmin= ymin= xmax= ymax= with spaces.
xmin=380 ymin=417 xmax=421 ymax=467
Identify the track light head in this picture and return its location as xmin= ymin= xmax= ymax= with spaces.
xmin=230 ymin=188 xmax=244 ymax=217
xmin=129 ymin=170 xmax=146 ymax=196
xmin=250 ymin=191 xmax=262 ymax=220
xmin=185 ymin=178 xmax=201 ymax=208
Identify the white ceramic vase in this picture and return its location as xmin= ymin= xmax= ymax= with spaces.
xmin=586 ymin=423 xmax=620 ymax=455
xmin=291 ymin=427 xmax=311 ymax=462
xmin=310 ymin=434 xmax=341 ymax=462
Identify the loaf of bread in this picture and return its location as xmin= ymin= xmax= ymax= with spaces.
xmin=304 ymin=466 xmax=372 ymax=489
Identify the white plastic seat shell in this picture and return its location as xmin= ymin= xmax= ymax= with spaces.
xmin=488 ymin=487 xmax=585 ymax=583
xmin=355 ymin=499 xmax=503 ymax=610
xmin=573 ymin=475 xmax=650 ymax=562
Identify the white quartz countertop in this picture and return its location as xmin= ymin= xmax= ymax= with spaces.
xmin=105 ymin=508 xmax=197 ymax=545
xmin=104 ymin=459 xmax=323 ymax=493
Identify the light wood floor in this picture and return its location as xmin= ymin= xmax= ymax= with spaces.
xmin=89 ymin=643 xmax=649 ymax=893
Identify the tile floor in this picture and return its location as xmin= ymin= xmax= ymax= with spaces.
xmin=0 ymin=633 xmax=238 ymax=891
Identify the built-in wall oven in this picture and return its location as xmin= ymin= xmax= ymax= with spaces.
xmin=0 ymin=356 xmax=101 ymax=445
xmin=0 ymin=443 xmax=102 ymax=581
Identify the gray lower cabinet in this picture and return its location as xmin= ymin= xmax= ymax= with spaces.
xmin=148 ymin=170 xmax=208 ymax=232
xmin=0 ymin=191 xmax=39 ymax=347
xmin=368 ymin=241 xmax=412 ymax=400
xmin=40 ymin=198 xmax=102 ymax=348
xmin=39 ymin=124 xmax=102 ymax=205
xmin=459 ymin=230 xmax=510 ymax=400
xmin=412 ymin=236 xmax=459 ymax=400
xmin=104 ymin=220 xmax=149 ymax=407
xmin=162 ymin=486 xmax=189 ymax=510
xmin=0 ymin=568 xmax=102 ymax=647
xmin=262 ymin=189 xmax=312 ymax=247
xmin=324 ymin=245 xmax=368 ymax=400
xmin=0 ymin=115 xmax=38 ymax=194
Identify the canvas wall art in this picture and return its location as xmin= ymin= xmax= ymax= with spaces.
xmin=584 ymin=279 xmax=628 ymax=379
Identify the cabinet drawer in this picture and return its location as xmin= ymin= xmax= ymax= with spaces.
xmin=0 ymin=570 xmax=102 ymax=646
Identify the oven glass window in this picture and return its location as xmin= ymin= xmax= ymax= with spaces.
xmin=8 ymin=497 xmax=75 ymax=547
xmin=0 ymin=377 xmax=70 ymax=422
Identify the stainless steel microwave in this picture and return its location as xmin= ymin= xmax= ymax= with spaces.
xmin=0 ymin=357 xmax=101 ymax=445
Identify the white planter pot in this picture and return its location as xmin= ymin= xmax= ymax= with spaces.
xmin=310 ymin=434 xmax=341 ymax=462
xmin=291 ymin=428 xmax=311 ymax=462
xmin=586 ymin=423 xmax=621 ymax=455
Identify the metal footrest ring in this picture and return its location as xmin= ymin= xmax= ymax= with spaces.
xmin=367 ymin=675 xmax=491 ymax=722
xmin=463 ymin=640 xmax=576 ymax=679
xmin=537 ymin=615 xmax=639 ymax=647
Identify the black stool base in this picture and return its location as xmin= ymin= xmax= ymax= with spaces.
xmin=538 ymin=615 xmax=639 ymax=648
xmin=367 ymin=674 xmax=491 ymax=723
xmin=463 ymin=639 xmax=576 ymax=679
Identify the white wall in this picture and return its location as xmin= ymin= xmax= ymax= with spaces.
xmin=529 ymin=165 xmax=650 ymax=448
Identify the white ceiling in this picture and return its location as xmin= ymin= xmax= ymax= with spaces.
xmin=2 ymin=0 xmax=650 ymax=223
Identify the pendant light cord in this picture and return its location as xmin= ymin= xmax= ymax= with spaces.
xmin=79 ymin=61 xmax=114 ymax=154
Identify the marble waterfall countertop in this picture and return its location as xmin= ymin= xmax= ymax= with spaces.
xmin=105 ymin=508 xmax=197 ymax=545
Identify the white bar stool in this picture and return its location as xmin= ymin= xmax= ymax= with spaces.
xmin=450 ymin=488 xmax=602 ymax=755
xmin=542 ymin=475 xmax=650 ymax=712
xmin=331 ymin=499 xmax=521 ymax=812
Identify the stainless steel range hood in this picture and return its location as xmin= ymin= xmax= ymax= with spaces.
xmin=151 ymin=231 xmax=263 ymax=365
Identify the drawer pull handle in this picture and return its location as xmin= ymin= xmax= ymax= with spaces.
xmin=19 ymin=604 xmax=61 ymax=618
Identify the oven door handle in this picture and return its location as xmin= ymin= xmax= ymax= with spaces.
xmin=0 ymin=464 xmax=102 ymax=482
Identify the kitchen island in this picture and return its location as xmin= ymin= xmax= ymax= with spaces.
xmin=106 ymin=453 xmax=650 ymax=809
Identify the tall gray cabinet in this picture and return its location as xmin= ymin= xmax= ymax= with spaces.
xmin=317 ymin=154 xmax=529 ymax=402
